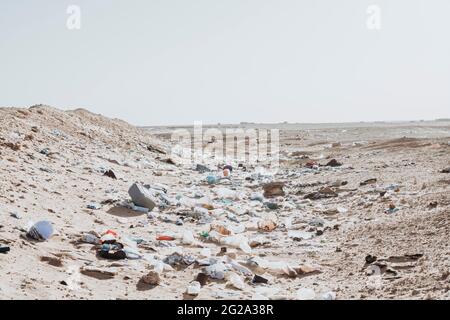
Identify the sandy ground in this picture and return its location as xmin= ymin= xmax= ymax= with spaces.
xmin=0 ymin=105 xmax=449 ymax=300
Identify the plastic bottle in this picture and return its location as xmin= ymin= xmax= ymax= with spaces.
xmin=221 ymin=235 xmax=252 ymax=254
xmin=228 ymin=272 xmax=245 ymax=290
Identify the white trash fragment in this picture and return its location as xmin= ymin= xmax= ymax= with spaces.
xmin=186 ymin=281 xmax=201 ymax=295
xmin=296 ymin=288 xmax=316 ymax=300
xmin=221 ymin=235 xmax=252 ymax=254
xmin=288 ymin=230 xmax=313 ymax=240
xmin=228 ymin=272 xmax=245 ymax=290
xmin=205 ymin=262 xmax=228 ymax=280
xmin=321 ymin=291 xmax=336 ymax=300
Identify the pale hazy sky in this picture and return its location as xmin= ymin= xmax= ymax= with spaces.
xmin=1 ymin=0 xmax=449 ymax=125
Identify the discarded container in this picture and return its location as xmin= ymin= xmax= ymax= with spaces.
xmin=205 ymin=262 xmax=228 ymax=280
xmin=223 ymin=165 xmax=233 ymax=172
xmin=157 ymin=235 xmax=176 ymax=241
xmin=123 ymin=247 xmax=142 ymax=259
xmin=128 ymin=183 xmax=157 ymax=211
xmin=87 ymin=203 xmax=102 ymax=210
xmin=206 ymin=175 xmax=220 ymax=185
xmin=181 ymin=230 xmax=196 ymax=245
xmin=223 ymin=169 xmax=231 ymax=177
xmin=27 ymin=221 xmax=54 ymax=241
xmin=221 ymin=235 xmax=252 ymax=254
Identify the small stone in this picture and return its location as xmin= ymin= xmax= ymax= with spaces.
xmin=141 ymin=271 xmax=161 ymax=286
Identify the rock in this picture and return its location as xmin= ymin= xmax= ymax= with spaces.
xmin=265 ymin=202 xmax=280 ymax=210
xmin=257 ymin=219 xmax=277 ymax=232
xmin=263 ymin=182 xmax=285 ymax=198
xmin=325 ymin=159 xmax=342 ymax=167
xmin=304 ymin=187 xmax=338 ymax=200
xmin=196 ymin=272 xmax=209 ymax=286
xmin=360 ymin=178 xmax=377 ymax=186
xmin=309 ymin=217 xmax=324 ymax=227
xmin=80 ymin=267 xmax=117 ymax=280
xmin=40 ymin=256 xmax=63 ymax=267
xmin=365 ymin=255 xmax=377 ymax=264
xmin=441 ymin=168 xmax=450 ymax=173
xmin=295 ymin=265 xmax=321 ymax=276
xmin=331 ymin=142 xmax=341 ymax=148
xmin=252 ymin=274 xmax=269 ymax=284
xmin=1 ymin=142 xmax=21 ymax=151
xmin=128 ymin=183 xmax=157 ymax=211
xmin=40 ymin=148 xmax=50 ymax=156
xmin=147 ymin=144 xmax=166 ymax=154
xmin=103 ymin=169 xmax=117 ymax=179
xmin=0 ymin=246 xmax=10 ymax=254
xmin=141 ymin=271 xmax=161 ymax=285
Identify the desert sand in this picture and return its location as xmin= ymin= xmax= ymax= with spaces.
xmin=0 ymin=105 xmax=449 ymax=300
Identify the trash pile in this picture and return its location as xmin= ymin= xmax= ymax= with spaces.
xmin=1 ymin=105 xmax=449 ymax=300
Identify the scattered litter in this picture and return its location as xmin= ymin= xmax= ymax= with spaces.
xmin=0 ymin=246 xmax=10 ymax=254
xmin=27 ymin=221 xmax=54 ymax=241
xmin=128 ymin=183 xmax=157 ymax=211
xmin=186 ymin=281 xmax=201 ymax=295
xmin=87 ymin=203 xmax=102 ymax=210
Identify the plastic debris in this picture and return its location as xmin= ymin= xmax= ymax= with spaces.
xmin=27 ymin=221 xmax=54 ymax=241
